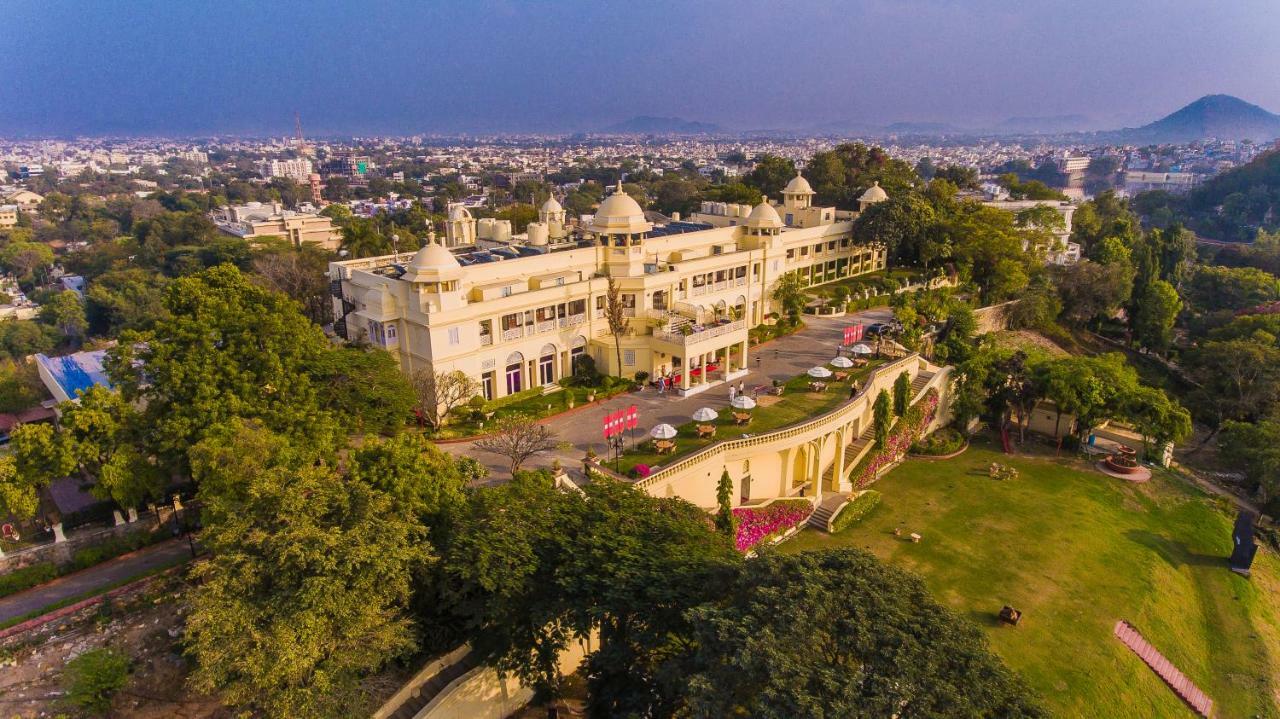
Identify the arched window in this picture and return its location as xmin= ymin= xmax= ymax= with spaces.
xmin=505 ymin=352 xmax=525 ymax=395
xmin=538 ymin=344 xmax=557 ymax=386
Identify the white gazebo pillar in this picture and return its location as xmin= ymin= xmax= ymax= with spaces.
xmin=127 ymin=507 xmax=139 ymax=523
xmin=52 ymin=522 xmax=66 ymax=543
xmin=113 ymin=510 xmax=125 ymax=526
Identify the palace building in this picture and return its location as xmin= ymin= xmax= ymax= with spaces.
xmin=327 ymin=174 xmax=889 ymax=401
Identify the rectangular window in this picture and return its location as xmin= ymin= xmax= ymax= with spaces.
xmin=501 ymin=286 xmax=512 ymax=297
xmin=623 ymin=349 xmax=636 ymax=366
xmin=482 ymin=371 xmax=495 ymax=401
xmin=448 ymin=327 xmax=460 ymax=345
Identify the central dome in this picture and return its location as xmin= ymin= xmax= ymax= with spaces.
xmin=859 ymin=181 xmax=889 ymax=204
xmin=746 ymin=200 xmax=782 ymax=230
xmin=784 ymin=172 xmax=815 ymax=196
xmin=402 ymin=241 xmax=462 ymax=282
xmin=589 ymin=182 xmax=652 ymax=235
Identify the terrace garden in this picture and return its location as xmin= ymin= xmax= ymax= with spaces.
xmin=608 ymin=359 xmax=886 ymax=476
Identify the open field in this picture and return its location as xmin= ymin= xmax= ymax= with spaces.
xmin=782 ymin=440 xmax=1280 ymax=718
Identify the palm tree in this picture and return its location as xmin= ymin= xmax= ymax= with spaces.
xmin=340 ymin=219 xmax=391 ymax=258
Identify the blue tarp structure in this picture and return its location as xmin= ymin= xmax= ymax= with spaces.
xmin=35 ymin=350 xmax=112 ymax=402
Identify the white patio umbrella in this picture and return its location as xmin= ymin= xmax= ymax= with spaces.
xmin=850 ymin=342 xmax=873 ymax=355
xmin=830 ymin=356 xmax=854 ymax=368
xmin=807 ymin=366 xmax=833 ymax=379
xmin=731 ymin=395 xmax=757 ymax=410
xmin=691 ymin=407 xmax=718 ymax=422
xmin=649 ymin=423 xmax=678 ymax=439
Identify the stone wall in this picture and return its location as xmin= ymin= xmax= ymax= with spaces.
xmin=972 ymin=300 xmax=1019 ymax=335
xmin=0 ymin=508 xmax=175 ymax=574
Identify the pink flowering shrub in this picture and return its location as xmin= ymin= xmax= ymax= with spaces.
xmin=629 ymin=463 xmax=652 ymax=479
xmin=732 ymin=499 xmax=813 ymax=552
xmin=856 ymin=389 xmax=939 ymax=489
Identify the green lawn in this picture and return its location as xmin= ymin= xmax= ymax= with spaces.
xmin=614 ymin=361 xmax=884 ymax=475
xmin=781 ymin=440 xmax=1280 ymax=719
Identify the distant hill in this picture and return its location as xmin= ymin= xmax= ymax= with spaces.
xmin=882 ymin=121 xmax=963 ymax=135
xmin=601 ymin=116 xmax=720 ymax=135
xmin=1119 ymin=95 xmax=1280 ymax=143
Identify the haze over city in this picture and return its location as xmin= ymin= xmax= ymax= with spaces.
xmin=6 ymin=2 xmax=1280 ymax=718
xmin=3 ymin=0 xmax=1280 ymax=136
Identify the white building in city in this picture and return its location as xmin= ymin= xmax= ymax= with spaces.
xmin=211 ymin=201 xmax=341 ymax=250
xmin=256 ymin=158 xmax=315 ymax=183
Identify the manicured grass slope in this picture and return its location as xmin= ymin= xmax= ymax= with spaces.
xmin=781 ymin=442 xmax=1280 ymax=718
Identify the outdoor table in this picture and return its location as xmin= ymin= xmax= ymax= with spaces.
xmin=696 ymin=424 xmax=716 ymax=438
xmin=732 ymin=411 xmax=752 ymax=425
xmin=654 ymin=440 xmax=676 ymax=454
xmin=808 ymin=381 xmax=827 ymax=392
xmin=833 ymin=371 xmax=849 ymax=382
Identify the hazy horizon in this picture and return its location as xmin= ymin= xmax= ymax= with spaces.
xmin=2 ymin=0 xmax=1279 ymax=137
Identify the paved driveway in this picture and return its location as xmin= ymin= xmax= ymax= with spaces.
xmin=447 ymin=307 xmax=895 ymax=481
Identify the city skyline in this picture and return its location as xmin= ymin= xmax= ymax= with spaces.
xmin=3 ymin=0 xmax=1280 ymax=137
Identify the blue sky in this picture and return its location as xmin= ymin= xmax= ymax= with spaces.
xmin=2 ymin=0 xmax=1278 ymax=136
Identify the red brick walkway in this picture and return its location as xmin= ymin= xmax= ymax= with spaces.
xmin=1114 ymin=620 xmax=1213 ymax=717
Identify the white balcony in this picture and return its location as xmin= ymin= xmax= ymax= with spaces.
xmin=536 ymin=319 xmax=557 ymax=334
xmin=480 ymin=333 xmax=493 ymax=346
xmin=653 ymin=319 xmax=747 ymax=347
xmin=502 ymin=327 xmax=524 ymax=341
xmin=559 ymin=313 xmax=586 ymax=328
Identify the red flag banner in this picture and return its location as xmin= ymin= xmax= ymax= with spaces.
xmin=626 ymin=405 xmax=639 ymax=429
xmin=843 ymin=324 xmax=864 ymax=345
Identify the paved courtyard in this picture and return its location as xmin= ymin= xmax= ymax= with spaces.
xmin=447 ymin=307 xmax=894 ymax=480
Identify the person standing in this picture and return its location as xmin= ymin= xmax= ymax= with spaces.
xmin=728 ymin=384 xmax=737 ymax=404
xmin=738 ymin=380 xmax=745 ymax=396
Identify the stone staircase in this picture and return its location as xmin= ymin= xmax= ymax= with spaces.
xmin=808 ymin=492 xmax=851 ymax=531
xmin=911 ymin=370 xmax=934 ymax=396
xmin=820 ymin=427 xmax=874 ymax=489
xmin=385 ymin=648 xmax=479 ymax=719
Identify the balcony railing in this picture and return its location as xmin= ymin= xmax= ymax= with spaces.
xmin=480 ymin=333 xmax=493 ymax=346
xmin=502 ymin=327 xmax=524 ymax=341
xmin=559 ymin=313 xmax=586 ymax=328
xmin=536 ymin=319 xmax=557 ymax=334
xmin=691 ymin=285 xmax=708 ymax=296
xmin=653 ymin=319 xmax=746 ymax=346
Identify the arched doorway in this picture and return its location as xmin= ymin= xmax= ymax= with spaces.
xmin=538 ymin=343 xmax=557 ymax=386
xmin=505 ymin=351 xmax=525 ymax=395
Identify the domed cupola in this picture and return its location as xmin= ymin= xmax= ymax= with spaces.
xmin=858 ymin=181 xmax=889 ymax=212
xmin=782 ymin=171 xmax=815 ymax=210
xmin=590 ymin=182 xmax=652 ymax=240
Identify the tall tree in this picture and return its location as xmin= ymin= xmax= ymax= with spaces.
xmin=185 ymin=421 xmax=429 ymax=719
xmin=874 ymin=389 xmax=893 ymax=447
xmin=715 ymin=469 xmax=736 ymax=538
xmin=106 ymin=264 xmax=340 ymax=475
xmin=1131 ymin=279 xmax=1181 ymax=355
xmin=681 ymin=550 xmax=1045 ymax=718
xmin=604 ymin=276 xmax=627 ymax=374
xmin=893 ymin=371 xmax=912 ymax=416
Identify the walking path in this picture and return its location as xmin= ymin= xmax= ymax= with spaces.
xmin=0 ymin=539 xmax=192 ymax=625
xmin=448 ymin=309 xmax=893 ymax=479
xmin=1114 ymin=620 xmax=1213 ymax=718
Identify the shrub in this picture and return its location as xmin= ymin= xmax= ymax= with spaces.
xmin=629 ymin=463 xmax=652 ymax=479
xmin=912 ymin=427 xmax=966 ymax=456
xmin=830 ymin=491 xmax=882 ymax=533
xmin=634 ymin=370 xmax=650 ymax=383
xmin=0 ymin=562 xmax=59 ymax=599
xmin=570 ymin=354 xmax=601 ymax=386
xmin=63 ymin=648 xmax=130 ymax=715
xmin=467 ymin=395 xmax=486 ymax=409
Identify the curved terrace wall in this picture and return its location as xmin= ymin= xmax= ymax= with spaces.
xmin=613 ymin=354 xmax=952 ymax=508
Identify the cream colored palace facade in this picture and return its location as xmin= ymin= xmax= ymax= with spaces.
xmin=328 ymin=174 xmax=889 ymax=401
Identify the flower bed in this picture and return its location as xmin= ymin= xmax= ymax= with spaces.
xmin=732 ymin=499 xmax=813 ymax=553
xmin=855 ymin=388 xmax=939 ymax=489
